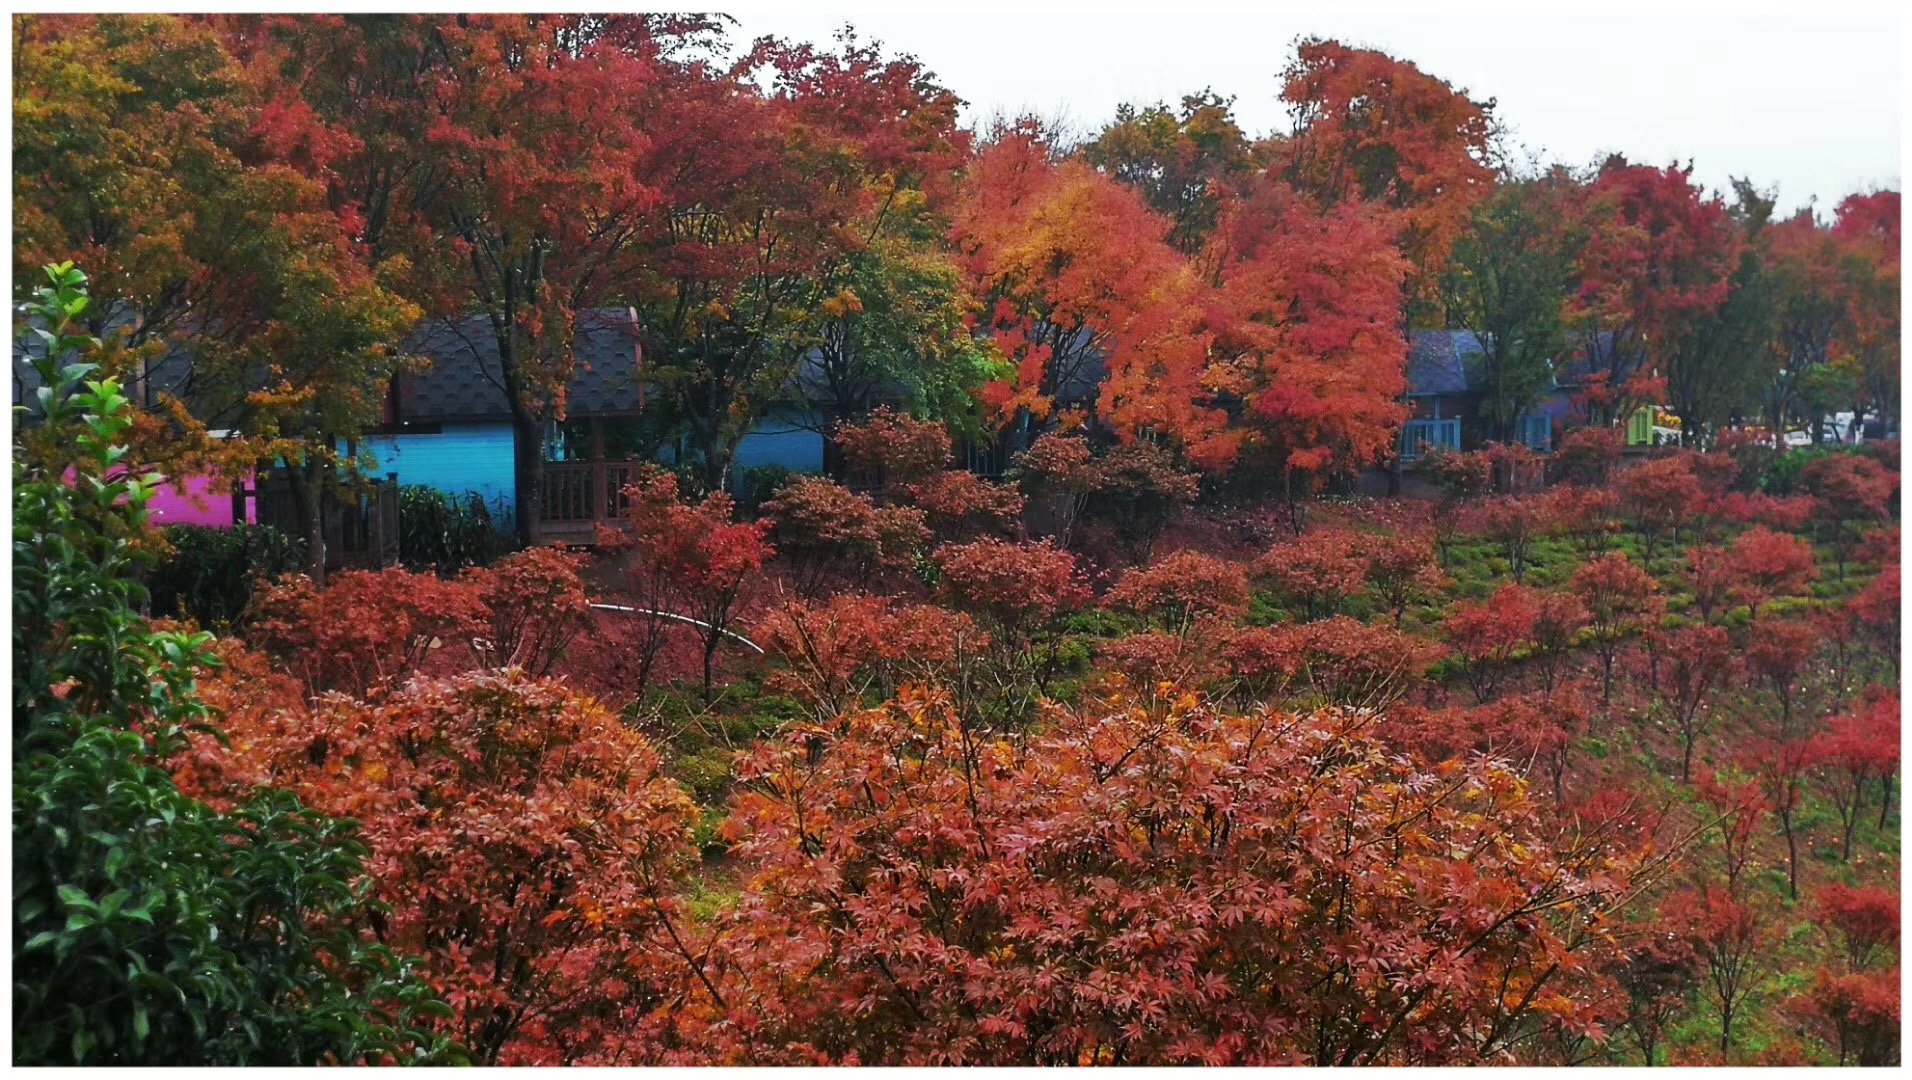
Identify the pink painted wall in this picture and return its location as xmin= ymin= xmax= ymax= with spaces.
xmin=144 ymin=473 xmax=254 ymax=527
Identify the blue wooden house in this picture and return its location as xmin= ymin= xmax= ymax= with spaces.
xmin=1399 ymin=330 xmax=1559 ymax=460
xmin=367 ymin=310 xmax=826 ymax=541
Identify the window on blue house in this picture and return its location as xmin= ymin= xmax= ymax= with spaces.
xmin=1401 ymin=418 xmax=1461 ymax=460
xmin=1520 ymin=413 xmax=1552 ymax=452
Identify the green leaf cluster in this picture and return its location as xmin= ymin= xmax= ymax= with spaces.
xmin=12 ymin=264 xmax=462 ymax=1066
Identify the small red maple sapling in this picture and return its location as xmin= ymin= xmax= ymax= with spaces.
xmin=1653 ymin=623 xmax=1735 ymax=781
xmin=1684 ymin=543 xmax=1734 ymax=623
xmin=1738 ymin=735 xmax=1813 ymax=898
xmin=1726 ymin=525 xmax=1819 ymax=617
xmin=609 ymin=466 xmax=775 ymax=701
xmin=1253 ymin=527 xmax=1368 ymax=620
xmin=1460 ymin=494 xmax=1557 ymax=583
xmin=1551 ymin=428 xmax=1625 ymax=488
xmin=1105 ymin=550 xmax=1251 ymax=636
xmin=1696 ymin=769 xmax=1767 ymax=896
xmin=1529 ymin=589 xmax=1591 ymax=692
xmin=1744 ymin=619 xmax=1820 ymax=734
xmin=1358 ymin=530 xmax=1446 ymax=625
xmin=1669 ymin=884 xmax=1766 ymax=1061
xmin=1618 ymin=455 xmax=1706 ymax=565
xmin=1609 ymin=924 xmax=1699 ymax=1066
xmin=1809 ymin=690 xmax=1900 ymax=861
xmin=461 ymin=546 xmax=591 ymax=676
xmin=1801 ymin=453 xmax=1896 ymax=580
xmin=1545 ymin=483 xmax=1621 ymax=559
xmin=1796 ymin=969 xmax=1901 ymax=1066
xmin=1571 ymin=552 xmax=1659 ymax=703
xmin=1847 ymin=564 xmax=1899 ymax=666
xmin=1815 ymin=883 xmax=1900 ymax=973
xmin=1444 ymin=582 xmax=1541 ymax=704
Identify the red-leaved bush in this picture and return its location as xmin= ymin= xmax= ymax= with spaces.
xmin=463 ymin=546 xmax=591 ymax=676
xmin=1725 ymin=525 xmax=1818 ymax=615
xmin=182 ymin=669 xmax=702 ymax=1066
xmin=705 ymin=689 xmax=1646 ymax=1065
xmin=1794 ymin=969 xmax=1901 ymax=1066
xmin=1253 ymin=527 xmax=1368 ymax=620
xmin=1618 ymin=454 xmax=1706 ymax=563
xmin=835 ymin=406 xmax=952 ymax=489
xmin=1460 ymin=494 xmax=1557 ymax=583
xmin=247 ymin=566 xmax=488 ymax=698
xmin=1222 ymin=617 xmax=1433 ymax=708
xmin=1802 ymin=453 xmax=1896 ymax=579
xmin=1444 ymin=582 xmax=1541 ymax=703
xmin=932 ymin=538 xmax=1087 ymax=637
xmin=1571 ymin=553 xmax=1660 ymax=702
xmin=1652 ymin=623 xmax=1735 ymax=781
xmin=1816 ymin=883 xmax=1900 ymax=973
xmin=1359 ymin=529 xmax=1446 ymax=624
xmin=903 ymin=469 xmax=1026 ymax=541
xmin=606 ymin=466 xmax=775 ymax=700
xmin=755 ymin=593 xmax=984 ymax=718
xmin=761 ymin=475 xmax=927 ymax=595
xmin=1104 ymin=549 xmax=1251 ymax=634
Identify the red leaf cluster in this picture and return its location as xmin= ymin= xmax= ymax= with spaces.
xmin=248 ymin=567 xmax=489 ymax=698
xmin=712 ymin=690 xmax=1641 ymax=1065
xmin=932 ymin=538 xmax=1087 ymax=636
xmin=186 ymin=669 xmax=702 ymax=1065
xmin=1104 ymin=550 xmax=1251 ymax=635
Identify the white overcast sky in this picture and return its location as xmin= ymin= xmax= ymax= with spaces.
xmin=729 ymin=1 xmax=1904 ymax=218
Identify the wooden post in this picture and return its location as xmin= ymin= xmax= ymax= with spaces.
xmin=590 ymin=417 xmax=608 ymax=526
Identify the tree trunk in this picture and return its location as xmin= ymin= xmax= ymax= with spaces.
xmin=286 ymin=456 xmax=328 ymax=586
xmin=1783 ymin=817 xmax=1798 ymax=900
xmin=511 ymin=412 xmax=543 ymax=546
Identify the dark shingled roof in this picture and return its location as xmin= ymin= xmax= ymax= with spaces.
xmin=1405 ymin=329 xmax=1489 ymax=396
xmin=15 ymin=306 xmax=646 ymax=425
xmin=398 ymin=308 xmax=643 ymax=422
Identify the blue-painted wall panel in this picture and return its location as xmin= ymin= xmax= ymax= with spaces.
xmin=357 ymin=412 xmax=824 ymax=517
xmin=357 ymin=421 xmax=517 ymax=513
xmin=731 ymin=411 xmax=826 ymax=478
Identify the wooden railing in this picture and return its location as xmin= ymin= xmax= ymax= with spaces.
xmin=536 ymin=458 xmax=640 ymax=541
xmin=604 ymin=461 xmax=635 ymax=519
xmin=542 ymin=461 xmax=599 ymax=523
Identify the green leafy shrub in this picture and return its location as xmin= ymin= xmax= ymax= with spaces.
xmin=736 ymin=463 xmax=807 ymax=518
xmin=12 ymin=265 xmax=461 ymax=1066
xmin=146 ymin=523 xmax=305 ymax=628
xmin=397 ymin=485 xmax=511 ymax=573
xmin=1758 ymin=444 xmax=1867 ymax=496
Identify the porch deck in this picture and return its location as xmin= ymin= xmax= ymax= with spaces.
xmin=531 ymin=458 xmax=640 ymax=544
